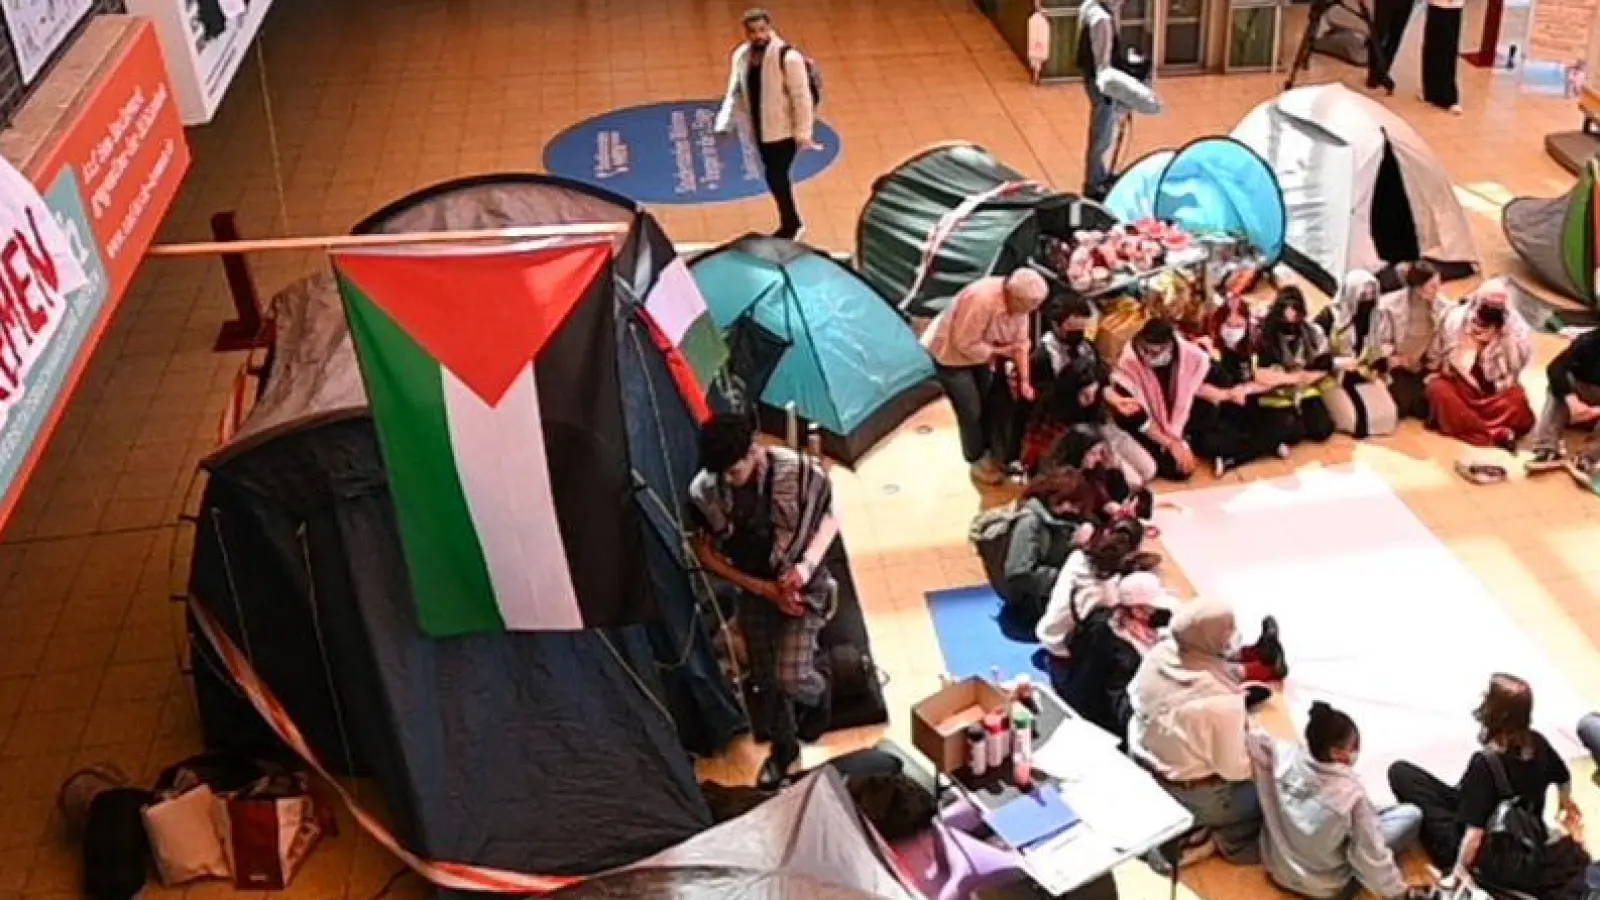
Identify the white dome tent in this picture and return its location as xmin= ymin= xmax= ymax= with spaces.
xmin=1233 ymin=83 xmax=1479 ymax=294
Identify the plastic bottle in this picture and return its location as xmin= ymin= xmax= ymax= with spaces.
xmin=984 ymin=711 xmax=1009 ymax=769
xmin=1012 ymin=708 xmax=1035 ymax=787
xmin=965 ymin=724 xmax=988 ymax=777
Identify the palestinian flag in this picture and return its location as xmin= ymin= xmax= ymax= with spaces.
xmin=629 ymin=220 xmax=726 ymax=392
xmin=333 ymin=241 xmax=650 ymax=637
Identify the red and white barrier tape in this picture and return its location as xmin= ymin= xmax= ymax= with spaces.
xmin=186 ymin=598 xmax=582 ymax=894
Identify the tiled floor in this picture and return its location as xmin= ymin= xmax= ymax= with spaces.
xmin=1 ymin=0 xmax=1597 ymax=897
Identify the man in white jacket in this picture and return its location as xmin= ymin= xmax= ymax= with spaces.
xmin=714 ymin=9 xmax=820 ymax=240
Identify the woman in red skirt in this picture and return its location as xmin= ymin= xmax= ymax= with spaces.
xmin=1424 ymin=279 xmax=1535 ymax=449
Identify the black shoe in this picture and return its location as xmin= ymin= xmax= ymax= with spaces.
xmin=1255 ymin=615 xmax=1289 ymax=680
xmin=1244 ymin=684 xmax=1274 ymax=710
xmin=796 ymin=664 xmax=833 ymax=744
xmin=757 ymin=745 xmax=800 ymax=790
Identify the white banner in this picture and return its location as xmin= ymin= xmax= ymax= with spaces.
xmin=0 ymin=156 xmax=88 ymax=431
xmin=1 ymin=0 xmax=93 ymax=84
xmin=124 ymin=0 xmax=275 ymax=125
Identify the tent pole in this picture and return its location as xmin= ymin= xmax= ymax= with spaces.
xmin=146 ymin=223 xmax=632 ymax=258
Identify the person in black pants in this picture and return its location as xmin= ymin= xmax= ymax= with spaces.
xmin=1189 ymin=299 xmax=1293 ymax=476
xmin=714 ymin=9 xmax=820 ymax=239
xmin=1387 ymin=674 xmax=1588 ymax=894
xmin=1366 ymin=0 xmax=1416 ymax=94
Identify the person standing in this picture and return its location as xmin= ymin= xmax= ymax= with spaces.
xmin=1366 ymin=0 xmax=1416 ymax=94
xmin=1527 ymin=327 xmax=1600 ymax=472
xmin=690 ymin=414 xmax=839 ymax=789
xmin=1419 ymin=0 xmax=1464 ymax=113
xmin=922 ymin=269 xmax=1051 ymax=484
xmin=714 ymin=9 xmax=819 ymax=240
xmin=1078 ymin=0 xmax=1126 ymax=199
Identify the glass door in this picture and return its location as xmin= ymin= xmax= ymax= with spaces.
xmin=1161 ymin=0 xmax=1207 ymax=68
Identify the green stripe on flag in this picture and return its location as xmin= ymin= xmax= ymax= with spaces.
xmin=678 ymin=314 xmax=728 ymax=389
xmin=337 ymin=273 xmax=505 ymax=635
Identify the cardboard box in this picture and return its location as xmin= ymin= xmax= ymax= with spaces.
xmin=912 ymin=677 xmax=1010 ymax=773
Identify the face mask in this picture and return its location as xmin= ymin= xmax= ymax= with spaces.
xmin=1061 ymin=330 xmax=1087 ymax=346
xmin=1219 ymin=325 xmax=1246 ymax=348
xmin=1142 ymin=346 xmax=1174 ymax=368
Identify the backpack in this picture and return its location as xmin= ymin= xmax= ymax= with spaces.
xmin=969 ymin=502 xmax=1033 ymax=604
xmin=1471 ymin=751 xmax=1549 ymax=892
xmin=781 ymin=46 xmax=823 ymax=107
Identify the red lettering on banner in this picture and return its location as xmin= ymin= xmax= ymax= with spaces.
xmin=0 ymin=279 xmax=25 ymax=397
xmin=1 ymin=241 xmax=45 ymax=336
xmin=19 ymin=207 xmax=60 ymax=298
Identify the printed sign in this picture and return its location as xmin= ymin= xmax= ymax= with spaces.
xmin=0 ymin=20 xmax=189 ymax=526
xmin=124 ymin=0 xmax=274 ymax=125
xmin=1 ymin=0 xmax=94 ymax=84
xmin=1527 ymin=0 xmax=1598 ymax=64
xmin=542 ymin=100 xmax=841 ymax=205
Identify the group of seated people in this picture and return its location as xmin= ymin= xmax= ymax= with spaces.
xmin=923 ymin=262 xmax=1584 ymax=493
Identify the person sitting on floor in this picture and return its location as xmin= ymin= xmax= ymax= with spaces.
xmin=1128 ymin=598 xmax=1289 ymax=868
xmin=923 ymin=268 xmax=1051 ymax=484
xmin=1047 ymin=423 xmax=1156 ymax=521
xmin=1001 ymin=467 xmax=1098 ymax=628
xmin=1020 ymin=295 xmax=1106 ymax=470
xmin=1251 ymin=701 xmax=1429 ymax=900
xmin=1110 ymin=317 xmax=1222 ymax=482
xmin=1424 ymin=279 xmax=1536 ymax=450
xmin=1389 ymin=674 xmax=1589 ymax=899
xmin=1040 ymin=538 xmax=1175 ymax=739
xmin=1526 ymin=326 xmax=1600 ymax=474
xmin=1376 ymin=261 xmax=1449 ymax=421
xmin=1254 ymin=287 xmax=1337 ymax=446
xmin=1316 ymin=270 xmax=1400 ymax=438
xmin=1189 ymin=295 xmax=1293 ymax=477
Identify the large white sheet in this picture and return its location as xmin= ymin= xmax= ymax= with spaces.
xmin=1154 ymin=465 xmax=1585 ymax=804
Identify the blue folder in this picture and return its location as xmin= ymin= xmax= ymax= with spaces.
xmin=987 ymin=784 xmax=1081 ymax=849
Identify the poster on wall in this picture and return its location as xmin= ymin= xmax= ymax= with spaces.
xmin=1 ymin=0 xmax=95 ymax=84
xmin=124 ymin=0 xmax=274 ymax=125
xmin=1527 ymin=0 xmax=1599 ymax=65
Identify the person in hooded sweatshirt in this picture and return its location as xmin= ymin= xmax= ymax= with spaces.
xmin=1001 ymin=467 xmax=1098 ymax=627
xmin=1315 ymin=270 xmax=1400 ymax=438
xmin=1250 ymin=702 xmax=1431 ymax=900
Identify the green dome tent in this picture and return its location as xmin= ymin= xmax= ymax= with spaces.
xmin=855 ymin=142 xmax=1115 ymax=318
xmin=691 ymin=236 xmax=939 ymax=466
xmin=1504 ymin=156 xmax=1600 ymax=307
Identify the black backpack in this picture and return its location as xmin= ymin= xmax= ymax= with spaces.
xmin=1471 ymin=752 xmax=1549 ymax=892
xmin=781 ymin=46 xmax=823 ymax=106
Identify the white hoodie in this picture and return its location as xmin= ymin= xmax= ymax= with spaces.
xmin=713 ymin=36 xmax=815 ymax=145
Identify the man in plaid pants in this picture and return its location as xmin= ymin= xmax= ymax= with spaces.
xmin=690 ymin=414 xmax=838 ymax=789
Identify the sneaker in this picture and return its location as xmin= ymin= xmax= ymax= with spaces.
xmin=970 ymin=457 xmax=1006 ymax=485
xmin=1244 ymin=683 xmax=1274 ymax=709
xmin=1449 ymin=104 xmax=1463 ymax=116
xmin=1256 ymin=615 xmax=1290 ymax=680
xmin=1525 ymin=447 xmax=1566 ymax=473
xmin=1144 ymin=829 xmax=1215 ymax=875
xmin=1275 ymin=443 xmax=1291 ymax=459
xmin=756 ymin=744 xmax=800 ymax=790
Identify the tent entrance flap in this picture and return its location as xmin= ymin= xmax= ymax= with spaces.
xmin=1371 ymin=142 xmax=1422 ymax=265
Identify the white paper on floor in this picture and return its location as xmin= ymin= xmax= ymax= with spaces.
xmin=1154 ymin=465 xmax=1585 ymax=805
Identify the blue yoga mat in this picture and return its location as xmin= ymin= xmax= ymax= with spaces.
xmin=924 ymin=585 xmax=1047 ymax=682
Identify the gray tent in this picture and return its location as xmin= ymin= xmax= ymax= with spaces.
xmin=550 ymin=769 xmax=921 ymax=900
xmin=1503 ymin=156 xmax=1598 ymax=306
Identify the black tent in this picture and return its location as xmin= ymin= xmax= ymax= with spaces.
xmin=186 ymin=175 xmax=748 ymax=881
xmin=856 ymin=142 xmax=1115 ymax=318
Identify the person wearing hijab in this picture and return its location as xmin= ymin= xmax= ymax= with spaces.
xmin=1250 ymin=702 xmax=1429 ymax=899
xmin=1424 ymin=279 xmax=1536 ymax=449
xmin=923 ymin=269 xmax=1052 ymax=483
xmin=1255 ymin=287 xmax=1337 ymax=446
xmin=1315 ymin=271 xmax=1399 ymax=438
xmin=1375 ymin=262 xmax=1449 ymax=421
xmin=1188 ymin=295 xmax=1293 ymax=477
xmin=1127 ymin=599 xmax=1289 ymax=865
xmin=1110 ymin=318 xmax=1221 ymax=481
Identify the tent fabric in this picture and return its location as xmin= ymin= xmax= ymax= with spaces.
xmin=550 ymin=769 xmax=919 ymax=900
xmin=856 ymin=142 xmax=1114 ymax=318
xmin=692 ymin=236 xmax=939 ymax=465
xmin=1233 ymin=83 xmax=1479 ymax=291
xmin=1503 ymin=158 xmax=1598 ymax=305
xmin=188 ymin=175 xmax=754 ymax=881
xmin=1105 ymin=140 xmax=1287 ymax=262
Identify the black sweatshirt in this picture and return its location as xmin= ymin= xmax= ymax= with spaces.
xmin=1546 ymin=328 xmax=1600 ymax=399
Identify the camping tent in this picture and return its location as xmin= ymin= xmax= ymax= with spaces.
xmin=549 ymin=769 xmax=919 ymax=900
xmin=856 ymin=142 xmax=1115 ymax=318
xmin=692 ymin=236 xmax=940 ymax=465
xmin=1104 ymin=137 xmax=1288 ymax=263
xmin=186 ymin=175 xmax=745 ymax=877
xmin=1233 ymin=83 xmax=1479 ymax=295
xmin=1504 ymin=155 xmax=1600 ymax=306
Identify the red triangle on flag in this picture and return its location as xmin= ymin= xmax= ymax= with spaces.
xmin=334 ymin=242 xmax=612 ymax=406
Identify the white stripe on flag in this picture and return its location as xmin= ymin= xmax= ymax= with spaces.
xmin=442 ymin=364 xmax=583 ymax=631
xmin=643 ymin=258 xmax=704 ymax=346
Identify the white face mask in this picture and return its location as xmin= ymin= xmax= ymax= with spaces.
xmin=1142 ymin=346 xmax=1174 ymax=368
xmin=1219 ymin=325 xmax=1247 ymax=348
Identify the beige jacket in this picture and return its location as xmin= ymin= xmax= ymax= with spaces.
xmin=713 ymin=36 xmax=815 ymax=144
